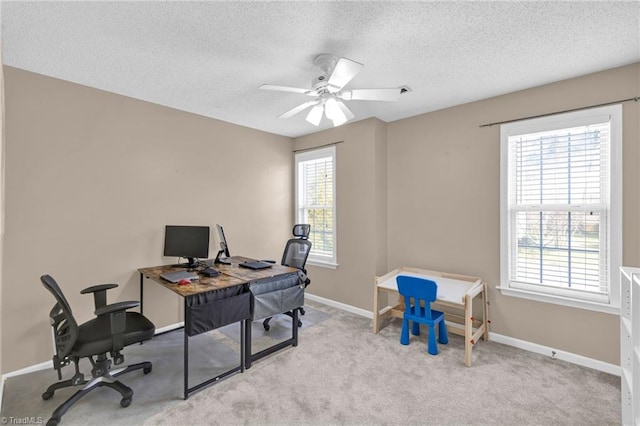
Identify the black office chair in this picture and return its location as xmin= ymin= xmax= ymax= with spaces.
xmin=40 ymin=275 xmax=155 ymax=426
xmin=262 ymin=224 xmax=312 ymax=331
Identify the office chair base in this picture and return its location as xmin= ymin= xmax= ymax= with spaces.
xmin=42 ymin=378 xmax=88 ymax=401
xmin=262 ymin=308 xmax=304 ymax=331
xmin=43 ymin=361 xmax=152 ymax=426
xmin=46 ymin=379 xmax=133 ymax=426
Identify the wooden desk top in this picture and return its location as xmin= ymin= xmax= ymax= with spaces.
xmin=214 ymin=256 xmax=300 ymax=282
xmin=138 ymin=256 xmax=300 ymax=298
xmin=376 ymin=266 xmax=482 ymax=305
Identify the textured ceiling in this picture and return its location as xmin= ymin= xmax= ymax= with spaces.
xmin=2 ymin=1 xmax=640 ymax=138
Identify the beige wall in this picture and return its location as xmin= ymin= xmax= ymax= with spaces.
xmin=386 ymin=63 xmax=640 ymax=365
xmin=294 ymin=63 xmax=638 ymax=366
xmin=1 ymin=67 xmax=293 ymax=373
xmin=373 ymin=119 xmax=388 ymax=276
xmin=294 ymin=118 xmax=388 ymax=309
xmin=2 ymin=62 xmax=637 ymax=373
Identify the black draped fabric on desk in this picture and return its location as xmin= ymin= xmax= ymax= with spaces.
xmin=185 ymin=285 xmax=250 ymax=336
xmin=184 ymin=270 xmax=305 ymax=336
xmin=249 ymin=272 xmax=305 ymax=321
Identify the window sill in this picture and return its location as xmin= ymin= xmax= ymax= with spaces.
xmin=496 ymin=286 xmax=620 ymax=315
xmin=307 ymin=260 xmax=338 ymax=270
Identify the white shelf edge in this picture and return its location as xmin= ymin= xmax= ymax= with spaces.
xmin=622 ymin=368 xmax=633 ymax=388
xmin=620 ymin=266 xmax=639 ymax=425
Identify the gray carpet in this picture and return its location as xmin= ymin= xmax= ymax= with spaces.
xmin=1 ymin=301 xmax=620 ymax=425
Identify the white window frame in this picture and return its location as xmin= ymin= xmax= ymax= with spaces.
xmin=498 ymin=105 xmax=622 ymax=315
xmin=295 ymin=146 xmax=338 ymax=268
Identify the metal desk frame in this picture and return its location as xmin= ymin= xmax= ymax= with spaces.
xmin=139 ymin=257 xmax=301 ymax=399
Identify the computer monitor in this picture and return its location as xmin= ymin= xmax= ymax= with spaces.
xmin=163 ymin=225 xmax=210 ymax=268
xmin=214 ymin=224 xmax=231 ymax=264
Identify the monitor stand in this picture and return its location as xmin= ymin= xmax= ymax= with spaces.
xmin=214 ymin=250 xmax=231 ymax=265
xmin=176 ymin=258 xmax=199 ymax=268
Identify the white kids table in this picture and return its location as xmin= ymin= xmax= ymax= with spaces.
xmin=373 ymin=266 xmax=489 ymax=367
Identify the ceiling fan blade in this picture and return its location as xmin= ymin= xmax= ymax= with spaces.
xmin=342 ymin=88 xmax=401 ymax=102
xmin=260 ymin=84 xmax=311 ymax=94
xmin=327 ymin=57 xmax=363 ymax=90
xmin=277 ymin=100 xmax=319 ymax=119
xmin=336 ymin=101 xmax=355 ymax=121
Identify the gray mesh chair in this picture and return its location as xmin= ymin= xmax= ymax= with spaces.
xmin=262 ymin=224 xmax=312 ymax=330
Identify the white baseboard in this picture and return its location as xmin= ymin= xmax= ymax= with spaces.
xmin=2 ymin=359 xmax=53 ymax=379
xmin=307 ymin=293 xmax=621 ymax=376
xmin=155 ymin=322 xmax=184 ymax=334
xmin=306 ymin=293 xmax=372 ymax=318
xmin=489 ymin=332 xmax=621 ymax=376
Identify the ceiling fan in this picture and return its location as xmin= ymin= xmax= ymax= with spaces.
xmin=260 ymin=54 xmax=405 ymax=127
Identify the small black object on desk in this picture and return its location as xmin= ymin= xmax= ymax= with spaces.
xmin=201 ymin=267 xmax=220 ymax=277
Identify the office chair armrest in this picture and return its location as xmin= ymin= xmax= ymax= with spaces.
xmin=94 ymin=300 xmax=139 ymax=317
xmin=95 ymin=301 xmax=140 ymax=353
xmin=81 ymin=284 xmax=119 ymax=310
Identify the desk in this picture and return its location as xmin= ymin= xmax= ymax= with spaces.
xmin=215 ymin=257 xmax=305 ymax=369
xmin=138 ymin=256 xmax=304 ymax=399
xmin=373 ymin=266 xmax=489 ymax=367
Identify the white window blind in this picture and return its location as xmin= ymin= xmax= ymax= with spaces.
xmin=500 ymin=105 xmax=622 ymax=311
xmin=295 ymin=146 xmax=337 ymax=266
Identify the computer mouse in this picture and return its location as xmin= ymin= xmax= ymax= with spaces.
xmin=178 ymin=279 xmax=191 ymax=286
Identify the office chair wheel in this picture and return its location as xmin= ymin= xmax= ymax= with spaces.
xmin=46 ymin=416 xmax=59 ymax=426
xmin=120 ymin=397 xmax=132 ymax=408
xmin=143 ymin=365 xmax=152 ymax=374
xmin=300 ymin=307 xmax=306 ymax=315
xmin=263 ymin=324 xmax=270 ymax=331
xmin=42 ymin=390 xmax=54 ymax=400
xmin=297 ymin=320 xmax=303 ymax=328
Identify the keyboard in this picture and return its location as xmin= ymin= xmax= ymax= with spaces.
xmin=239 ymin=261 xmax=273 ymax=270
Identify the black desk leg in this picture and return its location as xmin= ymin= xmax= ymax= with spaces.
xmin=182 ymin=319 xmax=245 ymax=399
xmin=245 ymin=308 xmax=300 ymax=369
xmin=292 ymin=308 xmax=299 ymax=347
xmin=244 ymin=319 xmax=252 ymax=369
xmin=139 ymin=273 xmax=144 ymax=316
xmin=240 ymin=320 xmax=246 ymax=373
xmin=184 ymin=299 xmax=189 ymax=400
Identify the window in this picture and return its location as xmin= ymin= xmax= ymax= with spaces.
xmin=499 ymin=105 xmax=621 ymax=314
xmin=295 ymin=146 xmax=337 ymax=267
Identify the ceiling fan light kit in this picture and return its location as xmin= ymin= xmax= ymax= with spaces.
xmin=306 ymin=103 xmax=324 ymax=126
xmin=324 ymin=97 xmax=347 ymax=126
xmin=260 ymin=54 xmax=406 ymax=128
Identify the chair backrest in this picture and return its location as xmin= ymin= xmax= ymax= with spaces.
xmin=281 ymin=224 xmax=312 ymax=270
xmin=396 ymin=275 xmax=438 ymax=320
xmin=281 ymin=239 xmax=312 ymax=270
xmin=41 ymin=274 xmax=79 ymax=359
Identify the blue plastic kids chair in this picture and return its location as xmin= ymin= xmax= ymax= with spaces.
xmin=396 ymin=275 xmax=448 ymax=355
